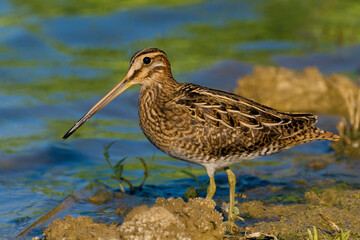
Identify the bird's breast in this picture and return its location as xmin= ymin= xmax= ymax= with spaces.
xmin=138 ymin=85 xmax=202 ymax=160
xmin=138 ymin=85 xmax=173 ymax=150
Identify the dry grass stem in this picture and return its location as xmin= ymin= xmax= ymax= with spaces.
xmin=339 ymin=88 xmax=360 ymax=137
xmin=319 ymin=213 xmax=340 ymax=232
xmin=334 ymin=87 xmax=360 ymax=159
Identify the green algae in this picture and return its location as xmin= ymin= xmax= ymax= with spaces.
xmin=9 ymin=0 xmax=206 ymax=18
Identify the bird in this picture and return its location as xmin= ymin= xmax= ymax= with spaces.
xmin=62 ymin=47 xmax=340 ymax=227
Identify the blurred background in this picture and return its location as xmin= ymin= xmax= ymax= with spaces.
xmin=1 ymin=0 xmax=360 ymax=238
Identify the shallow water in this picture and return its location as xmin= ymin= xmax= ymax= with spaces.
xmin=1 ymin=0 xmax=360 ymax=238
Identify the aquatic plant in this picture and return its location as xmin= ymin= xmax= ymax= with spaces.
xmin=181 ymin=169 xmax=208 ymax=199
xmin=307 ymin=226 xmax=350 ymax=240
xmin=136 ymin=153 xmax=155 ymax=190
xmin=103 ymin=142 xmax=154 ymax=194
xmin=332 ymin=88 xmax=360 ymax=158
xmin=307 ymin=226 xmax=319 ymax=240
xmin=307 ymin=212 xmax=351 ymax=240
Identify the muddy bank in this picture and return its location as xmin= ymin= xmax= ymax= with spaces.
xmin=234 ymin=66 xmax=359 ymax=116
xmin=39 ymin=188 xmax=360 ymax=239
xmin=41 ymin=197 xmax=225 ymax=240
xmin=235 ymin=189 xmax=360 ymax=239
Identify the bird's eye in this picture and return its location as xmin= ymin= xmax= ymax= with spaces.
xmin=143 ymin=57 xmax=151 ymax=64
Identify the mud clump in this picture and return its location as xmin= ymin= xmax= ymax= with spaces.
xmin=41 ymin=197 xmax=225 ymax=240
xmin=237 ymin=189 xmax=360 ymax=239
xmin=119 ymin=197 xmax=225 ymax=240
xmin=43 ymin=215 xmax=120 ymax=240
xmin=234 ymin=66 xmax=359 ymax=116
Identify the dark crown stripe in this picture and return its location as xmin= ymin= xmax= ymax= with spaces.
xmin=130 ymin=48 xmax=167 ymax=66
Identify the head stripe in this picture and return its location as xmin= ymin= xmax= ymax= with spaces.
xmin=130 ymin=48 xmax=167 ymax=67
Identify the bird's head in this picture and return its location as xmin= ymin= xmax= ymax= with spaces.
xmin=127 ymin=48 xmax=172 ymax=85
xmin=61 ymin=48 xmax=172 ymax=140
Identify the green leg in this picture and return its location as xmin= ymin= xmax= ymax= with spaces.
xmin=225 ymin=167 xmax=236 ymax=222
xmin=206 ymin=175 xmax=216 ymax=199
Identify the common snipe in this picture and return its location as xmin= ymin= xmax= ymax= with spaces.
xmin=62 ymin=48 xmax=339 ymax=226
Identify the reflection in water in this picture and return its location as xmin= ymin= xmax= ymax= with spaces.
xmin=0 ymin=0 xmax=360 ymax=238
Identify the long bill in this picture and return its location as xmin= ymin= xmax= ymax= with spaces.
xmin=61 ymin=75 xmax=132 ymax=141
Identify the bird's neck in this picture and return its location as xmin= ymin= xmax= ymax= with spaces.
xmin=138 ymin=76 xmax=180 ymax=146
xmin=139 ymin=76 xmax=180 ymax=104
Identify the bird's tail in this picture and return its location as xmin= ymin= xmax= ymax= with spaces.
xmin=292 ymin=126 xmax=340 ymax=144
xmin=279 ymin=126 xmax=340 ymax=150
xmin=310 ymin=126 xmax=340 ymax=141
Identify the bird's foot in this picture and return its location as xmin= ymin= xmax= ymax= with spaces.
xmin=221 ymin=202 xmax=245 ymax=234
xmin=228 ymin=210 xmax=245 ymax=222
xmin=221 ymin=201 xmax=245 ymax=222
xmin=225 ymin=219 xmax=239 ymax=234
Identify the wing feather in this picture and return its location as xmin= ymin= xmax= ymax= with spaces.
xmin=165 ymin=83 xmax=317 ymax=141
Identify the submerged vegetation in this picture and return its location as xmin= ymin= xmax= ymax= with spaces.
xmin=103 ymin=142 xmax=154 ymax=194
xmin=181 ymin=169 xmax=208 ymax=200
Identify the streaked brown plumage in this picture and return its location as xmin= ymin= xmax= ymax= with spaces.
xmin=140 ymin=81 xmax=337 ymax=174
xmin=62 ymin=48 xmax=340 ymax=226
